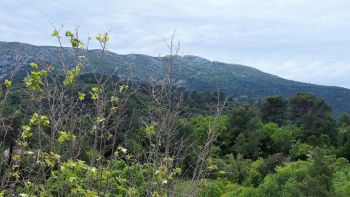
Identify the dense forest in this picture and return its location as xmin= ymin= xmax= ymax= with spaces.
xmin=0 ymin=30 xmax=350 ymax=196
xmin=2 ymin=41 xmax=350 ymax=115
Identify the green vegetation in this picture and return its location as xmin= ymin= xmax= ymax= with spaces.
xmin=1 ymin=41 xmax=350 ymax=115
xmin=0 ymin=29 xmax=349 ymax=196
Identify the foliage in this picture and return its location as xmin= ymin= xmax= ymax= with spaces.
xmin=63 ymin=64 xmax=83 ymax=86
xmin=260 ymin=123 xmax=298 ymax=154
xmin=1 ymin=29 xmax=350 ymax=196
xmin=24 ymin=69 xmax=47 ymax=91
xmin=260 ymin=96 xmax=287 ymax=125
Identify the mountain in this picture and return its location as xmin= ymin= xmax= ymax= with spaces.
xmin=1 ymin=41 xmax=349 ymax=115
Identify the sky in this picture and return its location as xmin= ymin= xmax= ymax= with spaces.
xmin=1 ymin=0 xmax=350 ymax=88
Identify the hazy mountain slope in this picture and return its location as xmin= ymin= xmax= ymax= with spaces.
xmin=0 ymin=41 xmax=349 ymax=114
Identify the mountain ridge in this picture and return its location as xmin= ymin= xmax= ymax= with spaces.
xmin=0 ymin=41 xmax=349 ymax=115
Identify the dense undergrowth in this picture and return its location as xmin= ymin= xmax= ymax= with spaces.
xmin=0 ymin=29 xmax=349 ymax=196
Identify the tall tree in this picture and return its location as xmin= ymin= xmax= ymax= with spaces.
xmin=299 ymin=148 xmax=335 ymax=197
xmin=260 ymin=96 xmax=287 ymax=126
xmin=288 ymin=93 xmax=337 ymax=142
xmin=226 ymin=104 xmax=261 ymax=156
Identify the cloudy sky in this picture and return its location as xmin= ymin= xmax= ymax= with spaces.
xmin=1 ymin=0 xmax=350 ymax=88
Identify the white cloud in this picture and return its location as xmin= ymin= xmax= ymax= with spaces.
xmin=1 ymin=0 xmax=350 ymax=87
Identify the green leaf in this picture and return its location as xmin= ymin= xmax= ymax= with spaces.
xmin=57 ymin=130 xmax=76 ymax=143
xmin=90 ymin=87 xmax=101 ymax=100
xmin=52 ymin=29 xmax=60 ymax=38
xmin=4 ymin=79 xmax=12 ymax=88
xmin=21 ymin=125 xmax=32 ymax=139
xmin=30 ymin=62 xmax=38 ymax=70
xmin=65 ymin=31 xmax=74 ymax=38
xmin=145 ymin=124 xmax=156 ymax=136
xmin=24 ymin=70 xmax=47 ymax=91
xmin=79 ymin=92 xmax=86 ymax=101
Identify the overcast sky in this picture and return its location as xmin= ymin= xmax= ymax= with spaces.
xmin=1 ymin=0 xmax=350 ymax=88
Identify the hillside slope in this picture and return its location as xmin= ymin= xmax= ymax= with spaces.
xmin=0 ymin=41 xmax=349 ymax=114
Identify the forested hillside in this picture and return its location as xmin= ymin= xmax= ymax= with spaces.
xmin=0 ymin=31 xmax=349 ymax=196
xmin=1 ymin=41 xmax=350 ymax=115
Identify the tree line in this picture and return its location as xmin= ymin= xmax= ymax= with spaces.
xmin=0 ymin=29 xmax=349 ymax=196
